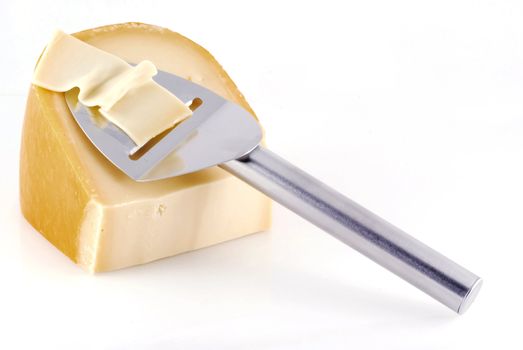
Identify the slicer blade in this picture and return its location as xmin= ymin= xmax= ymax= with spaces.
xmin=65 ymin=69 xmax=262 ymax=181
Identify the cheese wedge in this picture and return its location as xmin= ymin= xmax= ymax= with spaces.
xmin=33 ymin=30 xmax=193 ymax=148
xmin=20 ymin=23 xmax=271 ymax=272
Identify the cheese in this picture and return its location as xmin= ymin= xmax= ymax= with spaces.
xmin=20 ymin=23 xmax=271 ymax=272
xmin=32 ymin=30 xmax=192 ymax=148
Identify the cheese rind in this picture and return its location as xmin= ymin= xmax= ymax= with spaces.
xmin=32 ymin=30 xmax=192 ymax=148
xmin=20 ymin=23 xmax=271 ymax=272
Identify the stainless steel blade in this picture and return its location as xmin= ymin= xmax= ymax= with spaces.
xmin=65 ymin=70 xmax=262 ymax=181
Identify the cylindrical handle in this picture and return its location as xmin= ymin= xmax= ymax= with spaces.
xmin=221 ymin=146 xmax=482 ymax=314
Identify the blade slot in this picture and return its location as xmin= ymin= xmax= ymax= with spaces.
xmin=130 ymin=97 xmax=202 ymax=160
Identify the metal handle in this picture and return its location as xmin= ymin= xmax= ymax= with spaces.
xmin=221 ymin=146 xmax=482 ymax=314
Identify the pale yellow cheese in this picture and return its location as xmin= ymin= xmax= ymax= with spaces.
xmin=32 ymin=30 xmax=192 ymax=148
xmin=20 ymin=23 xmax=271 ymax=272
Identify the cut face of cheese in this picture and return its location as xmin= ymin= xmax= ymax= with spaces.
xmin=20 ymin=23 xmax=271 ymax=272
xmin=32 ymin=30 xmax=192 ymax=148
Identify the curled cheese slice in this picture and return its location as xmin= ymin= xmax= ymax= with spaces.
xmin=32 ymin=30 xmax=192 ymax=148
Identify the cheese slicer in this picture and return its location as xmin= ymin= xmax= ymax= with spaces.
xmin=65 ymin=69 xmax=482 ymax=314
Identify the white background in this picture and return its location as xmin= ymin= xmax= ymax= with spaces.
xmin=1 ymin=0 xmax=522 ymax=349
